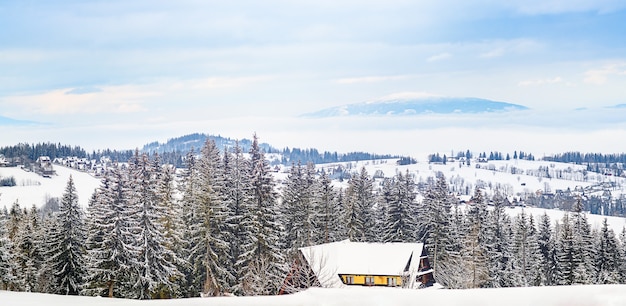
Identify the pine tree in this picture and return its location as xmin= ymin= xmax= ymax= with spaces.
xmin=129 ymin=153 xmax=180 ymax=299
xmin=555 ymin=214 xmax=575 ymax=285
xmin=222 ymin=142 xmax=253 ymax=295
xmin=38 ymin=212 xmax=60 ymax=294
xmin=344 ymin=167 xmax=377 ymax=242
xmin=464 ymin=187 xmax=490 ymax=288
xmin=177 ymin=148 xmax=199 ymax=297
xmin=314 ymin=170 xmax=342 ymax=244
xmin=618 ymin=227 xmax=626 ymax=282
xmin=0 ymin=206 xmax=17 ymax=290
xmin=569 ymin=197 xmax=596 ymax=284
xmin=86 ymin=167 xmax=140 ymax=298
xmin=512 ymin=211 xmax=541 ymax=286
xmin=595 ymin=218 xmax=621 ymax=283
xmin=484 ymin=192 xmax=517 ymax=288
xmin=188 ymin=139 xmax=232 ymax=296
xmin=49 ymin=176 xmax=87 ymax=295
xmin=156 ymin=163 xmax=186 ymax=297
xmin=537 ymin=213 xmax=556 ymax=285
xmin=240 ymin=134 xmax=285 ymax=295
xmin=281 ymin=161 xmax=315 ymax=251
xmin=437 ymin=204 xmax=471 ymax=289
xmin=420 ymin=174 xmax=453 ymax=275
xmin=14 ymin=205 xmax=44 ymax=292
xmin=383 ymin=170 xmax=418 ymax=243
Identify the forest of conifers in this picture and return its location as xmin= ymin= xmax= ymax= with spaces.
xmin=2 ymin=135 xmax=626 ymax=299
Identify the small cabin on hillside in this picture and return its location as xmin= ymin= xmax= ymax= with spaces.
xmin=0 ymin=154 xmax=8 ymax=167
xmin=35 ymin=156 xmax=55 ymax=177
xmin=280 ymin=240 xmax=435 ymax=294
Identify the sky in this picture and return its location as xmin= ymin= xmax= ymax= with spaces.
xmin=1 ymin=1 xmax=626 ymax=157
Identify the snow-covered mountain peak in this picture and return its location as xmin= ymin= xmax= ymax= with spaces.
xmin=302 ymin=96 xmax=529 ymax=117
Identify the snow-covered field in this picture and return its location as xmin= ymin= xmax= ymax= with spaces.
xmin=0 ymin=165 xmax=102 ymax=209
xmin=320 ymin=158 xmax=620 ymax=198
xmin=504 ymin=205 xmax=626 ymax=233
xmin=3 ymin=285 xmax=626 ymax=306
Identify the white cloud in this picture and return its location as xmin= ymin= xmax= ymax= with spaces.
xmin=3 ymin=86 xmax=156 ymax=115
xmin=335 ymin=75 xmax=410 ymax=84
xmin=517 ymin=77 xmax=563 ymax=87
xmin=427 ymin=53 xmax=452 ymax=62
xmin=376 ymin=92 xmax=442 ymax=101
xmin=584 ymin=62 xmax=626 ymax=85
xmin=479 ymin=39 xmax=542 ymax=59
xmin=480 ymin=48 xmax=505 ymax=58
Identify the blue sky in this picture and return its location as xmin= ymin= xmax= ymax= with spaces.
xmin=1 ymin=1 xmax=626 ymax=154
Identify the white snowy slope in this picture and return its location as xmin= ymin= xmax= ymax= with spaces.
xmin=310 ymin=157 xmax=626 ymax=232
xmin=504 ymin=205 xmax=626 ymax=232
xmin=319 ymin=158 xmax=615 ymax=199
xmin=3 ymin=285 xmax=626 ymax=306
xmin=0 ymin=165 xmax=102 ymax=209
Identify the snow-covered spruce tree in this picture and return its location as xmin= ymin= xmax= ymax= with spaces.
xmin=344 ymin=167 xmax=377 ymax=242
xmin=436 ymin=204 xmax=471 ymax=289
xmin=463 ymin=187 xmax=490 ymax=288
xmin=128 ymin=153 xmax=181 ymax=299
xmin=0 ymin=205 xmax=18 ymax=290
xmin=86 ymin=167 xmax=140 ymax=298
xmin=6 ymin=201 xmax=23 ymax=245
xmin=222 ymin=142 xmax=254 ymax=295
xmin=484 ymin=192 xmax=517 ymax=288
xmin=314 ymin=169 xmax=342 ymax=244
xmin=280 ymin=161 xmax=317 ymax=253
xmin=48 ymin=175 xmax=87 ymax=295
xmin=420 ymin=174 xmax=454 ymax=278
xmin=511 ymin=211 xmax=541 ymax=287
xmin=14 ymin=205 xmax=44 ymax=292
xmin=239 ymin=134 xmax=285 ymax=296
xmin=38 ymin=211 xmax=60 ymax=294
xmin=377 ymin=177 xmax=393 ymax=243
xmin=382 ymin=170 xmax=418 ymax=243
xmin=619 ymin=227 xmax=626 ymax=283
xmin=569 ymin=197 xmax=596 ymax=284
xmin=595 ymin=218 xmax=621 ymax=284
xmin=536 ymin=213 xmax=556 ymax=286
xmin=156 ymin=163 xmax=187 ymax=297
xmin=188 ymin=139 xmax=232 ymax=297
xmin=176 ymin=148 xmax=199 ymax=297
xmin=554 ymin=214 xmax=575 ymax=285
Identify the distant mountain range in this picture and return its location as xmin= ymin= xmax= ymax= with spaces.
xmin=302 ymin=97 xmax=529 ymax=117
xmin=141 ymin=133 xmax=278 ymax=155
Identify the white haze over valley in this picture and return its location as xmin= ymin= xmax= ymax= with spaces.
xmin=4 ymin=106 xmax=626 ymax=158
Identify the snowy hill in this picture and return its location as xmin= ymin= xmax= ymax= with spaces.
xmin=302 ymin=96 xmax=529 ymax=117
xmin=0 ymin=165 xmax=101 ymax=209
xmin=310 ymin=157 xmax=626 ymax=232
xmin=3 ymin=284 xmax=626 ymax=306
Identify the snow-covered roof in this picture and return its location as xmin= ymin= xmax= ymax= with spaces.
xmin=299 ymin=240 xmax=425 ymax=288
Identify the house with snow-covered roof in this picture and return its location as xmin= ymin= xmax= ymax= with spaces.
xmin=280 ymin=240 xmax=435 ymax=294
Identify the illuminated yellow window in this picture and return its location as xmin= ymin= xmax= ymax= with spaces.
xmin=346 ymin=276 xmax=354 ymax=285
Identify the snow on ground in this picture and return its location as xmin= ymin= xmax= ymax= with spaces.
xmin=504 ymin=205 xmax=626 ymax=233
xmin=310 ymin=158 xmax=626 ymax=233
xmin=318 ymin=158 xmax=617 ymax=198
xmin=3 ymin=285 xmax=626 ymax=306
xmin=0 ymin=165 xmax=102 ymax=210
